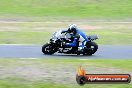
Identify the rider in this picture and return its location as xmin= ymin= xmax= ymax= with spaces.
xmin=61 ymin=24 xmax=89 ymax=52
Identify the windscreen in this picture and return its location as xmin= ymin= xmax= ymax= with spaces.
xmin=51 ymin=30 xmax=71 ymax=40
xmin=51 ymin=30 xmax=62 ymax=39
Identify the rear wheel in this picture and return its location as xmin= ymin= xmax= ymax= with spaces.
xmin=42 ymin=43 xmax=57 ymax=55
xmin=83 ymin=42 xmax=98 ymax=55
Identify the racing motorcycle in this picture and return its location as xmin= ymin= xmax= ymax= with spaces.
xmin=42 ymin=30 xmax=98 ymax=55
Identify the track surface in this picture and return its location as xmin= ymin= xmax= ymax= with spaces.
xmin=0 ymin=45 xmax=132 ymax=59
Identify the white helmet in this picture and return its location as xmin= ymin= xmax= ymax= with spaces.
xmin=68 ymin=24 xmax=77 ymax=33
xmin=69 ymin=24 xmax=77 ymax=29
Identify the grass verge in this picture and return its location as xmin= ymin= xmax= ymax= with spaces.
xmin=0 ymin=0 xmax=132 ymax=19
xmin=0 ymin=58 xmax=132 ymax=88
xmin=0 ymin=78 xmax=131 ymax=88
xmin=0 ymin=22 xmax=131 ymax=45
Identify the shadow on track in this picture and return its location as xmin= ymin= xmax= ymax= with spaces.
xmin=42 ymin=53 xmax=99 ymax=59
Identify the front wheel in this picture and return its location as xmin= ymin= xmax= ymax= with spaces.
xmin=42 ymin=43 xmax=57 ymax=55
xmin=83 ymin=42 xmax=98 ymax=55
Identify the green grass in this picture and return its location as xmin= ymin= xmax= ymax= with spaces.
xmin=0 ymin=58 xmax=132 ymax=71
xmin=0 ymin=78 xmax=131 ymax=88
xmin=0 ymin=28 xmax=131 ymax=45
xmin=0 ymin=0 xmax=132 ymax=18
xmin=0 ymin=58 xmax=132 ymax=88
xmin=0 ymin=0 xmax=132 ymax=45
xmin=86 ymin=28 xmax=132 ymax=45
xmin=0 ymin=21 xmax=131 ymax=45
xmin=0 ymin=78 xmax=70 ymax=88
xmin=0 ymin=31 xmax=51 ymax=44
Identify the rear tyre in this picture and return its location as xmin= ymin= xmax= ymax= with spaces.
xmin=83 ymin=42 xmax=98 ymax=55
xmin=42 ymin=43 xmax=57 ymax=55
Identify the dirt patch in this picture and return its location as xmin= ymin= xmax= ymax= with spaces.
xmin=79 ymin=24 xmax=102 ymax=30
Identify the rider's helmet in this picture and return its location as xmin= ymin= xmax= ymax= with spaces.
xmin=68 ymin=24 xmax=77 ymax=34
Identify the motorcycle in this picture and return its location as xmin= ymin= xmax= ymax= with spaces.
xmin=42 ymin=30 xmax=98 ymax=55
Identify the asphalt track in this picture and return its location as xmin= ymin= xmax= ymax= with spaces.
xmin=0 ymin=45 xmax=132 ymax=59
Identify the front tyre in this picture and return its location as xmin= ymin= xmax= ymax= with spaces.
xmin=83 ymin=42 xmax=98 ymax=55
xmin=42 ymin=43 xmax=57 ymax=55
